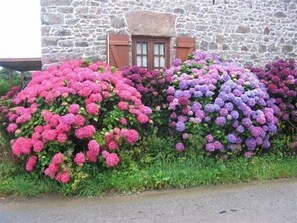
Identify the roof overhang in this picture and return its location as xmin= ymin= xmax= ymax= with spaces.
xmin=0 ymin=58 xmax=42 ymax=72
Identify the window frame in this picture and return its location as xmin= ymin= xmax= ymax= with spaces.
xmin=132 ymin=36 xmax=170 ymax=70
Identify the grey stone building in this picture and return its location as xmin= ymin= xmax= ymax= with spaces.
xmin=40 ymin=0 xmax=297 ymax=68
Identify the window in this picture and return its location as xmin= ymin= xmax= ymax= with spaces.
xmin=132 ymin=36 xmax=170 ymax=70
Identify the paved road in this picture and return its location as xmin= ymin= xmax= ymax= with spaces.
xmin=1 ymin=178 xmax=297 ymax=223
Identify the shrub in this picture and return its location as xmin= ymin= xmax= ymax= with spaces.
xmin=250 ymin=59 xmax=297 ymax=132
xmin=165 ymin=51 xmax=279 ymax=158
xmin=121 ymin=66 xmax=172 ymax=135
xmin=3 ymin=60 xmax=152 ymax=185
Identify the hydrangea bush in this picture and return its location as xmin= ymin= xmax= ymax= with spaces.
xmin=250 ymin=59 xmax=297 ymax=130
xmin=121 ymin=66 xmax=172 ymax=134
xmin=166 ymin=51 xmax=279 ymax=158
xmin=3 ymin=60 xmax=151 ymax=184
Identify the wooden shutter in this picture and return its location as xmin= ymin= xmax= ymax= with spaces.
xmin=176 ymin=37 xmax=195 ymax=62
xmin=108 ymin=34 xmax=129 ymax=69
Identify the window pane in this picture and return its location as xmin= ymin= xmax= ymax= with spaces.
xmin=142 ymin=43 xmax=147 ymax=54
xmin=154 ymin=44 xmax=159 ymax=55
xmin=143 ymin=56 xmax=147 ymax=67
xmin=154 ymin=56 xmax=159 ymax=68
xmin=160 ymin=44 xmax=164 ymax=55
xmin=137 ymin=56 xmax=142 ymax=66
xmin=160 ymin=56 xmax=165 ymax=67
xmin=136 ymin=43 xmax=142 ymax=54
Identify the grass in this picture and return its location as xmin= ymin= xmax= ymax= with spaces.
xmin=0 ymin=153 xmax=296 ymax=197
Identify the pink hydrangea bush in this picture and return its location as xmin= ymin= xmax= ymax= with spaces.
xmin=4 ymin=60 xmax=151 ymax=184
xmin=166 ymin=51 xmax=279 ymax=158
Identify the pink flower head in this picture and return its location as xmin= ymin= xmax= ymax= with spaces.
xmin=7 ymin=123 xmax=18 ymax=133
xmin=60 ymin=171 xmax=71 ymax=184
xmin=101 ymin=150 xmax=109 ymax=159
xmin=126 ymin=129 xmax=139 ymax=144
xmin=42 ymin=110 xmax=53 ymax=123
xmin=108 ymin=141 xmax=119 ymax=150
xmin=60 ymin=114 xmax=76 ymax=125
xmin=52 ymin=152 xmax=65 ymax=165
xmin=33 ymin=140 xmax=44 ymax=152
xmin=34 ymin=125 xmax=44 ymax=133
xmin=119 ymin=117 xmax=127 ymax=125
xmin=25 ymin=155 xmax=38 ymax=172
xmin=105 ymin=153 xmax=120 ymax=168
xmin=87 ymin=151 xmax=97 ymax=163
xmin=57 ymin=133 xmax=68 ymax=143
xmin=86 ymin=103 xmax=99 ymax=115
xmin=75 ymin=125 xmax=96 ymax=139
xmin=205 ymin=134 xmax=214 ymax=143
xmin=74 ymin=152 xmax=86 ymax=166
xmin=68 ymin=103 xmax=80 ymax=114
xmin=50 ymin=114 xmax=60 ymax=127
xmin=41 ymin=129 xmax=57 ymax=142
xmin=75 ymin=115 xmax=86 ymax=127
xmin=56 ymin=123 xmax=71 ymax=133
xmin=137 ymin=114 xmax=149 ymax=124
xmin=88 ymin=140 xmax=100 ymax=156
xmin=118 ymin=101 xmax=128 ymax=110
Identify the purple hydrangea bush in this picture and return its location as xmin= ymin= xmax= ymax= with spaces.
xmin=166 ymin=51 xmax=279 ymax=158
xmin=2 ymin=60 xmax=152 ymax=185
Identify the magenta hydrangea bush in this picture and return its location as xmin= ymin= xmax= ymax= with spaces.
xmin=250 ymin=59 xmax=297 ymax=129
xmin=166 ymin=51 xmax=279 ymax=157
xmin=121 ymin=66 xmax=172 ymax=134
xmin=4 ymin=60 xmax=151 ymax=184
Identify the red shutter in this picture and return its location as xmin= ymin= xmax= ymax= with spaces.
xmin=108 ymin=34 xmax=130 ymax=69
xmin=176 ymin=37 xmax=195 ymax=62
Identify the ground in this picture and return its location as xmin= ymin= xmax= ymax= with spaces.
xmin=1 ymin=178 xmax=296 ymax=223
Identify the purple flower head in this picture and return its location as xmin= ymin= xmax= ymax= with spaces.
xmin=221 ymin=85 xmax=232 ymax=94
xmin=244 ymin=151 xmax=253 ymax=158
xmin=175 ymin=142 xmax=185 ymax=152
xmin=242 ymin=118 xmax=252 ymax=127
xmin=214 ymin=98 xmax=225 ymax=107
xmin=195 ymin=109 xmax=205 ymax=119
xmin=205 ymin=90 xmax=214 ymax=97
xmin=224 ymin=102 xmax=234 ymax=112
xmin=178 ymin=115 xmax=188 ymax=123
xmin=182 ymin=133 xmax=190 ymax=140
xmin=218 ymin=92 xmax=229 ymax=101
xmin=256 ymin=116 xmax=266 ymax=125
xmin=205 ymin=134 xmax=214 ymax=143
xmin=262 ymin=139 xmax=271 ymax=149
xmin=230 ymin=110 xmax=239 ymax=119
xmin=236 ymin=125 xmax=245 ymax=133
xmin=204 ymin=104 xmax=216 ymax=113
xmin=245 ymin=138 xmax=257 ymax=150
xmin=173 ymin=59 xmax=182 ymax=66
xmin=205 ymin=143 xmax=215 ymax=152
xmin=240 ymin=94 xmax=249 ymax=103
xmin=176 ymin=121 xmax=186 ymax=132
xmin=215 ymin=116 xmax=226 ymax=126
xmin=247 ymin=98 xmax=256 ymax=107
xmin=179 ymin=80 xmax=188 ymax=90
xmin=219 ymin=108 xmax=228 ymax=116
xmin=227 ymin=134 xmax=237 ymax=143
xmin=204 ymin=116 xmax=211 ymax=122
xmin=268 ymin=124 xmax=277 ymax=134
xmin=166 ymin=86 xmax=175 ymax=95
xmin=192 ymin=102 xmax=202 ymax=113
xmin=194 ymin=91 xmax=203 ymax=98
xmin=249 ymin=126 xmax=263 ymax=138
xmin=214 ymin=141 xmax=224 ymax=151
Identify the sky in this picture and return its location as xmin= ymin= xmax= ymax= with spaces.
xmin=0 ymin=0 xmax=41 ymax=58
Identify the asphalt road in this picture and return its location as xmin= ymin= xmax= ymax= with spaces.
xmin=1 ymin=178 xmax=297 ymax=223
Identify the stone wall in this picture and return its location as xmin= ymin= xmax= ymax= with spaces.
xmin=40 ymin=0 xmax=297 ymax=67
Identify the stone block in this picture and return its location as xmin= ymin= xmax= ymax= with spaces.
xmin=41 ymin=0 xmax=73 ymax=6
xmin=110 ymin=16 xmax=125 ymax=28
xmin=235 ymin=25 xmax=250 ymax=34
xmin=200 ymin=41 xmax=209 ymax=51
xmin=42 ymin=37 xmax=58 ymax=47
xmin=282 ymin=45 xmax=293 ymax=53
xmin=274 ymin=11 xmax=287 ymax=18
xmin=125 ymin=11 xmax=176 ymax=36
